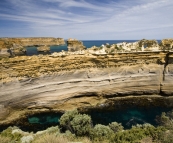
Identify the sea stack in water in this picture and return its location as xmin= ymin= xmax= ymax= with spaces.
xmin=0 ymin=37 xmax=65 ymax=58
xmin=67 ymin=38 xmax=86 ymax=52
xmin=37 ymin=45 xmax=50 ymax=53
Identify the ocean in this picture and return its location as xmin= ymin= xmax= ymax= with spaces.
xmin=26 ymin=40 xmax=139 ymax=56
xmin=26 ymin=40 xmax=161 ymax=56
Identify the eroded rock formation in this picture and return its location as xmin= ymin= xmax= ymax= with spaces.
xmin=160 ymin=39 xmax=173 ymax=50
xmin=37 ymin=45 xmax=50 ymax=53
xmin=67 ymin=38 xmax=86 ymax=52
xmin=0 ymin=39 xmax=26 ymax=57
xmin=1 ymin=51 xmax=173 ymax=126
xmin=0 ymin=37 xmax=65 ymax=48
xmin=0 ymin=37 xmax=65 ymax=58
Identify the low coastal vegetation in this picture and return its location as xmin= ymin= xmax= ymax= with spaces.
xmin=1 ymin=110 xmax=173 ymax=143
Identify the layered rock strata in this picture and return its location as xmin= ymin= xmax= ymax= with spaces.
xmin=0 ymin=37 xmax=65 ymax=48
xmin=0 ymin=51 xmax=173 ymax=126
xmin=0 ymin=38 xmax=65 ymax=58
xmin=67 ymin=38 xmax=86 ymax=52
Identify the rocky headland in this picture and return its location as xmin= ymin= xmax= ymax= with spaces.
xmin=0 ymin=38 xmax=173 ymax=128
xmin=0 ymin=37 xmax=65 ymax=58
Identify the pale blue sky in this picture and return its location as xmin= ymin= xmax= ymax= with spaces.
xmin=0 ymin=0 xmax=173 ymax=40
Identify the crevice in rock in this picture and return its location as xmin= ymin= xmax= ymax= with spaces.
xmin=160 ymin=52 xmax=170 ymax=95
xmin=163 ymin=52 xmax=170 ymax=81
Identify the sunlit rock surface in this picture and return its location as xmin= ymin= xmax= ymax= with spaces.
xmin=1 ymin=50 xmax=173 ymax=126
xmin=67 ymin=38 xmax=86 ymax=52
xmin=0 ymin=37 xmax=65 ymax=58
xmin=37 ymin=45 xmax=50 ymax=53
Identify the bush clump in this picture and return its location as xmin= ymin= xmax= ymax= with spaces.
xmin=59 ymin=110 xmax=92 ymax=136
xmin=156 ymin=111 xmax=173 ymax=129
xmin=71 ymin=114 xmax=92 ymax=136
xmin=109 ymin=122 xmax=124 ymax=133
xmin=90 ymin=124 xmax=114 ymax=141
xmin=112 ymin=125 xmax=166 ymax=143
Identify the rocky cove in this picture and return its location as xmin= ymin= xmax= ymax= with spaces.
xmin=1 ymin=38 xmax=173 ymax=133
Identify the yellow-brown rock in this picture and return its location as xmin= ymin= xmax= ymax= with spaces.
xmin=37 ymin=45 xmax=50 ymax=52
xmin=0 ymin=37 xmax=65 ymax=58
xmin=1 ymin=51 xmax=173 ymax=126
xmin=160 ymin=39 xmax=173 ymax=50
xmin=67 ymin=38 xmax=86 ymax=52
xmin=0 ymin=37 xmax=65 ymax=48
xmin=138 ymin=39 xmax=158 ymax=48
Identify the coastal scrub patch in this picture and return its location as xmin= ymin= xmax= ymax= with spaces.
xmin=90 ymin=124 xmax=114 ymax=141
xmin=59 ymin=110 xmax=92 ymax=136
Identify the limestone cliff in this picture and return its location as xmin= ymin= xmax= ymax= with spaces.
xmin=67 ymin=38 xmax=86 ymax=52
xmin=0 ymin=39 xmax=26 ymax=57
xmin=0 ymin=37 xmax=65 ymax=58
xmin=1 ymin=51 xmax=173 ymax=126
xmin=0 ymin=37 xmax=65 ymax=48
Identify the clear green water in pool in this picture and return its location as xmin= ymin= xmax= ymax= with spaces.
xmin=28 ymin=107 xmax=171 ymax=129
xmin=89 ymin=107 xmax=171 ymax=128
xmin=28 ymin=113 xmax=61 ymax=124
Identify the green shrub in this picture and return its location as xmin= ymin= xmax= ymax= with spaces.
xmin=59 ymin=110 xmax=78 ymax=132
xmin=0 ymin=127 xmax=23 ymax=142
xmin=160 ymin=130 xmax=173 ymax=143
xmin=112 ymin=125 xmax=166 ymax=143
xmin=90 ymin=124 xmax=114 ymax=141
xmin=109 ymin=122 xmax=124 ymax=133
xmin=106 ymin=45 xmax=111 ymax=48
xmin=59 ymin=110 xmax=92 ymax=136
xmin=71 ymin=114 xmax=92 ymax=136
xmin=0 ymin=135 xmax=11 ymax=143
xmin=157 ymin=112 xmax=173 ymax=129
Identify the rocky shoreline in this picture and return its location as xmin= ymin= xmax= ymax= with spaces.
xmin=0 ymin=37 xmax=65 ymax=58
xmin=0 ymin=38 xmax=173 ymax=128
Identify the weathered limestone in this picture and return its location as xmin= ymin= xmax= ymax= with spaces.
xmin=0 ymin=39 xmax=26 ymax=57
xmin=37 ymin=45 xmax=50 ymax=53
xmin=160 ymin=39 xmax=173 ymax=50
xmin=0 ymin=37 xmax=65 ymax=48
xmin=10 ymin=43 xmax=26 ymax=56
xmin=161 ymin=52 xmax=173 ymax=95
xmin=20 ymin=37 xmax=65 ymax=46
xmin=0 ymin=49 xmax=11 ymax=58
xmin=0 ymin=38 xmax=173 ymax=127
xmin=0 ymin=37 xmax=65 ymax=58
xmin=0 ymin=51 xmax=173 ymax=126
xmin=67 ymin=38 xmax=86 ymax=52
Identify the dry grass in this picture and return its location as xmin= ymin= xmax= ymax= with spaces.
xmin=33 ymin=133 xmax=92 ymax=143
xmin=0 ymin=135 xmax=11 ymax=143
xmin=76 ymin=137 xmax=92 ymax=143
xmin=33 ymin=133 xmax=69 ymax=143
xmin=140 ymin=137 xmax=153 ymax=143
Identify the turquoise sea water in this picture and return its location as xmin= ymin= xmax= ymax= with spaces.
xmin=26 ymin=40 xmax=150 ymax=56
xmin=28 ymin=113 xmax=61 ymax=124
xmin=26 ymin=106 xmax=171 ymax=132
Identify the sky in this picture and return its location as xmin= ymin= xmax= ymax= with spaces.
xmin=0 ymin=0 xmax=173 ymax=40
